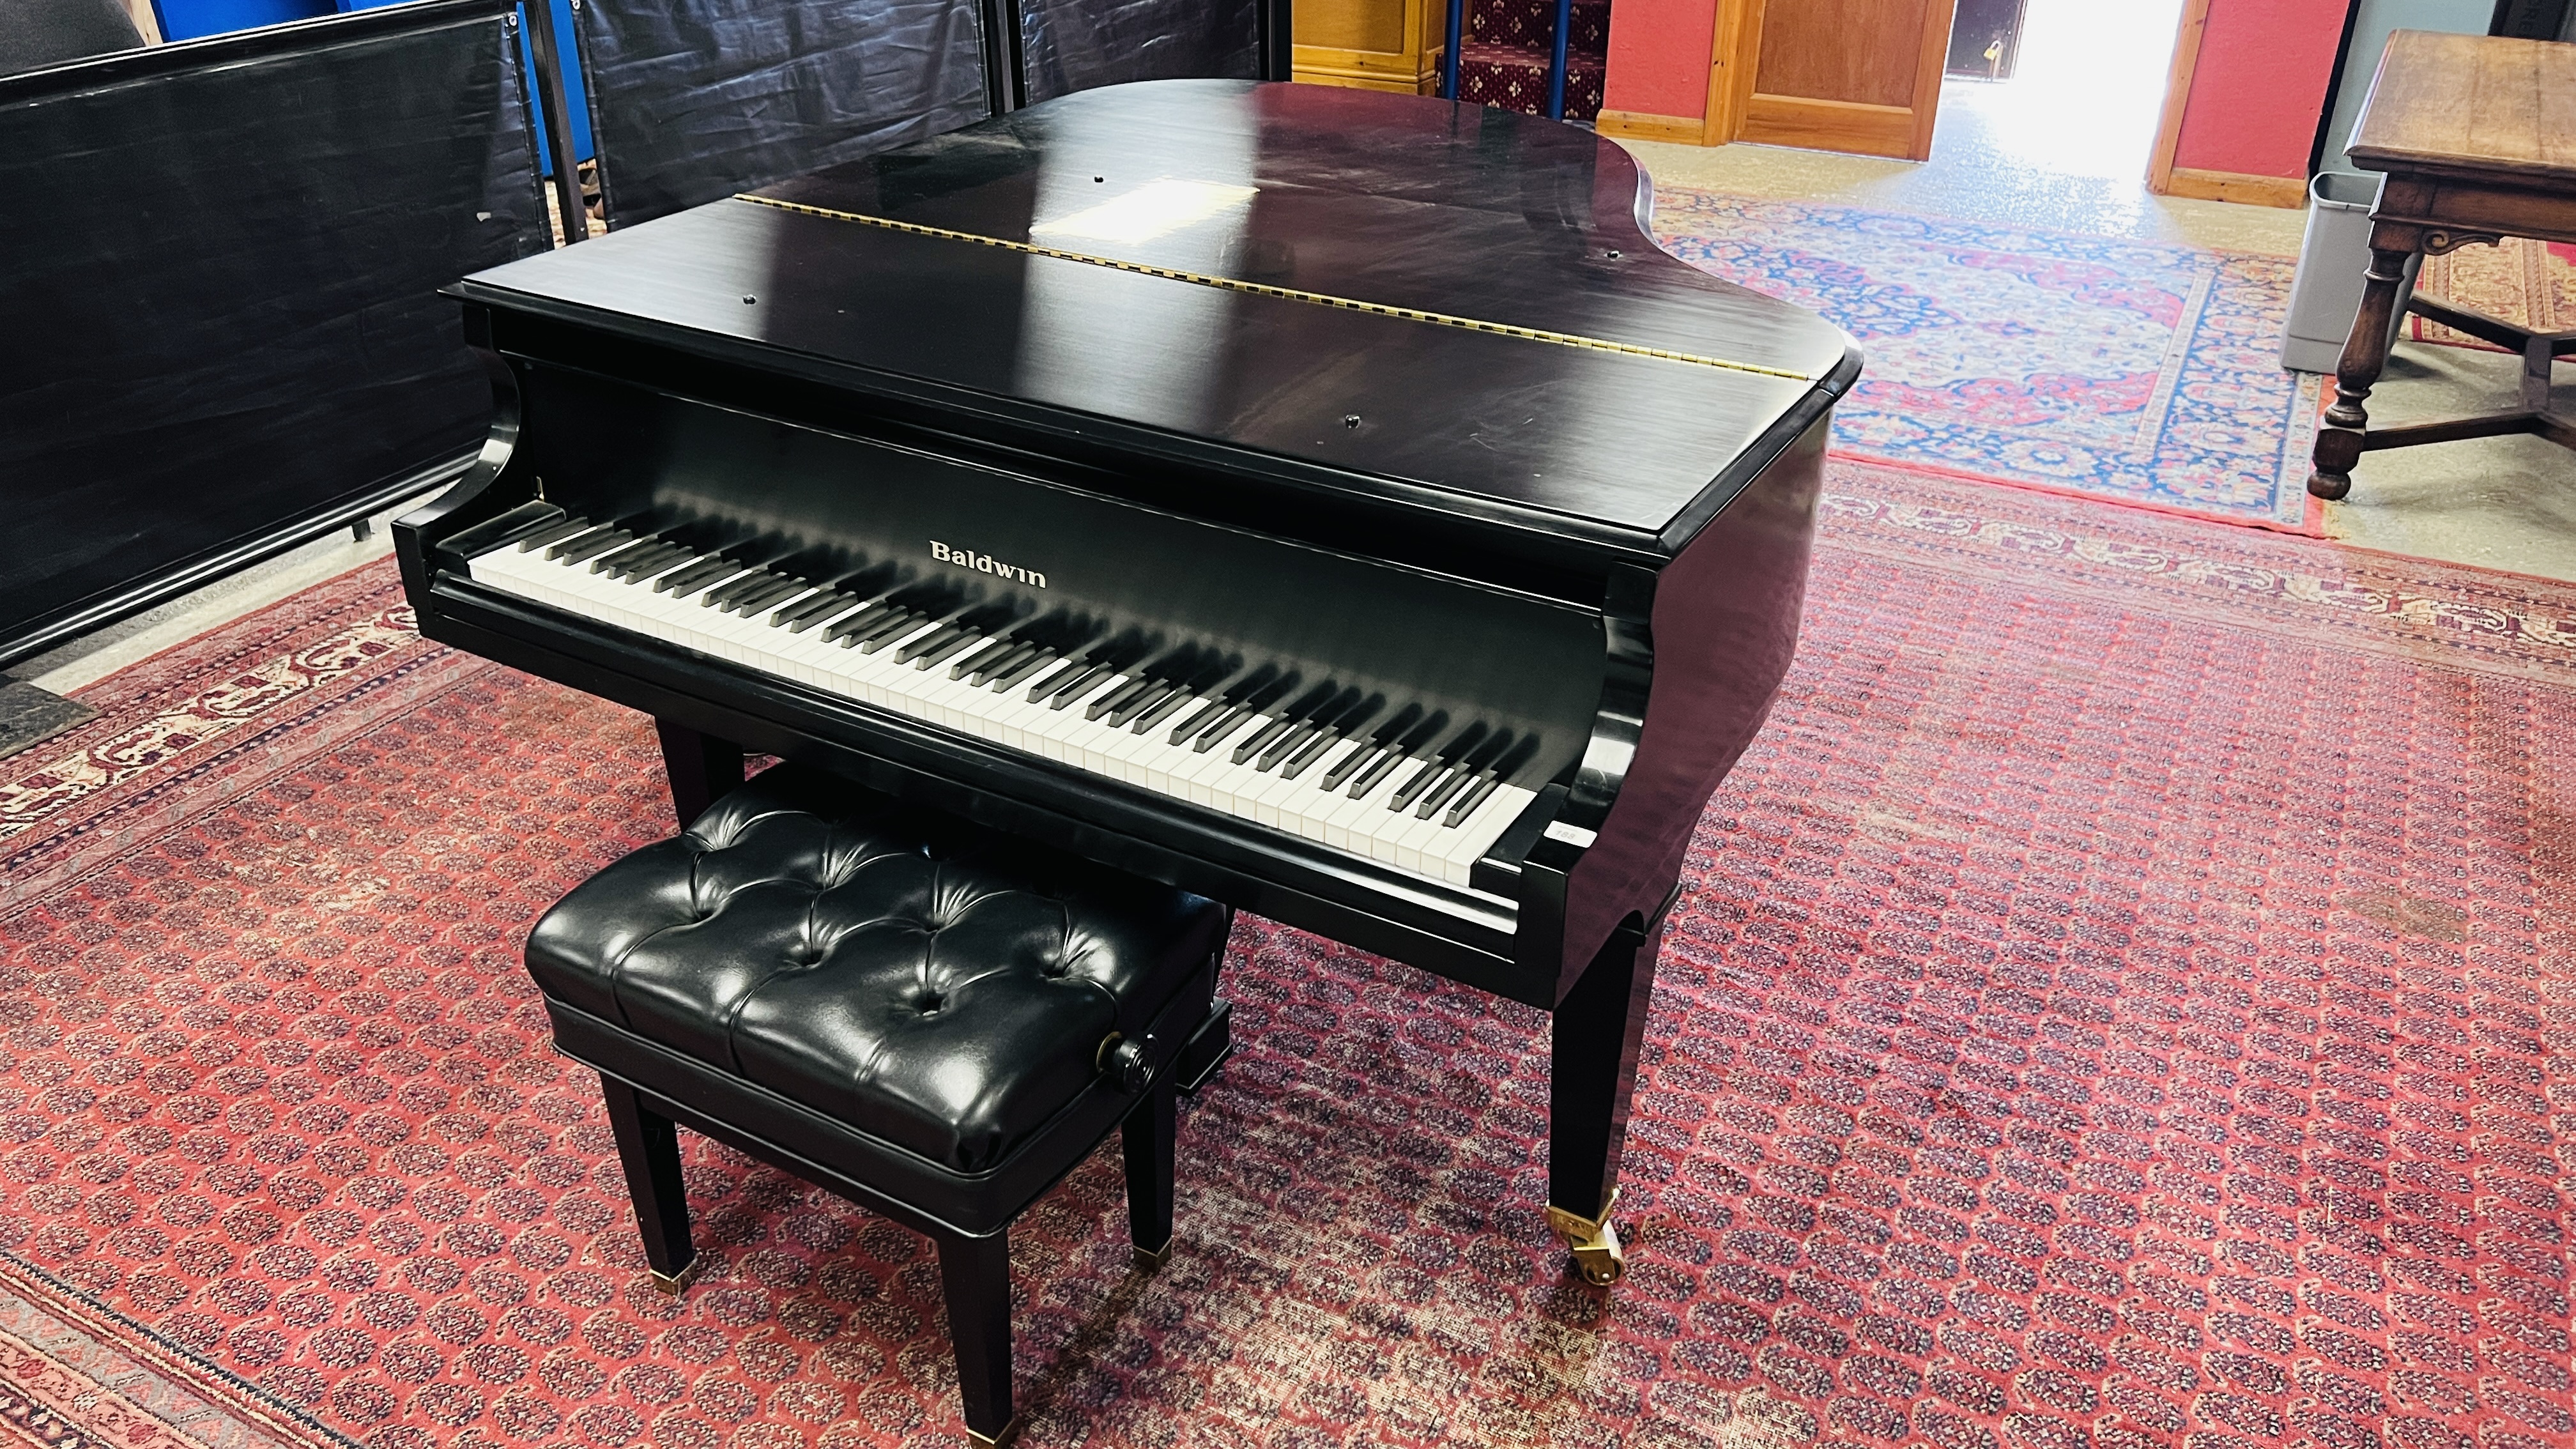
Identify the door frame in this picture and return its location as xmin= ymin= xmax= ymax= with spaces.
xmin=2145 ymin=0 xmax=2213 ymax=191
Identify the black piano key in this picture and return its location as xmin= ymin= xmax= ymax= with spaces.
xmin=703 ymin=569 xmax=779 ymax=610
xmin=1193 ymin=705 xmax=1264 ymax=753
xmin=1039 ymin=660 xmax=1114 ymax=709
xmin=896 ymin=621 xmax=973 ymax=665
xmin=1349 ymin=708 xmax=1445 ymax=797
xmin=1255 ymin=717 xmax=1324 ymax=772
xmin=1232 ymin=682 xmax=1334 ymax=765
xmin=854 ymin=610 xmax=932 ymax=653
xmin=1128 ymin=683 xmax=1201 ymax=734
xmin=1087 ymin=675 xmax=1160 ymax=722
xmin=988 ymin=647 xmax=1059 ymax=691
xmin=452 ymin=505 xmax=571 ymax=559
xmin=1386 ymin=756 xmax=1452 ymax=813
xmin=823 ymin=598 xmax=904 ymax=642
xmin=1414 ymin=762 xmax=1480 ymax=820
xmin=1165 ymin=696 xmax=1230 ymax=747
xmin=742 ymin=576 xmax=815 ymax=616
xmin=1323 ymin=703 xmax=1420 ymax=792
xmin=1257 ymin=687 xmax=1354 ymax=772
xmin=910 ymin=628 xmax=989 ymax=670
xmin=1021 ymin=656 xmax=1086 ymax=703
xmin=590 ymin=538 xmax=669 ymax=576
xmin=949 ymin=638 xmax=1027 ymax=681
xmin=1230 ymin=709 xmax=1305 ymax=765
xmin=516 ymin=516 xmax=591 ymax=553
xmin=1391 ymin=722 xmax=1489 ymax=813
xmin=551 ymin=528 xmax=634 ymax=565
xmin=1101 ymin=678 xmax=1179 ymax=727
xmin=774 ymin=590 xmax=857 ymax=631
xmin=1167 ymin=663 xmax=1270 ymax=741
xmin=714 ymin=576 xmax=790 ymax=615
xmin=1282 ymin=694 xmax=1379 ymax=780
xmin=617 ymin=543 xmax=695 ymax=581
xmin=1322 ymin=738 xmax=1385 ymax=793
xmin=1443 ymin=771 xmax=1504 ymax=827
xmin=1274 ymin=689 xmax=1367 ymax=772
xmin=656 ymin=555 xmax=739 ymax=595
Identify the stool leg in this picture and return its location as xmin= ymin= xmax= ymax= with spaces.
xmin=1123 ymin=1080 xmax=1177 ymax=1267
xmin=934 ymin=1229 xmax=1016 ymax=1447
xmin=599 ymin=1075 xmax=697 ymax=1292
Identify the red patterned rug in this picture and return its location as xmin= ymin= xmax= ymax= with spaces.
xmin=1 ymin=463 xmax=2570 ymax=1449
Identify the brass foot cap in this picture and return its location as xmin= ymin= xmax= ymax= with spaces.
xmin=966 ymin=1414 xmax=1022 ymax=1448
xmin=1133 ymin=1240 xmax=1174 ymax=1270
xmin=1546 ymin=1190 xmax=1626 ymax=1287
xmin=647 ymin=1257 xmax=702 ymax=1296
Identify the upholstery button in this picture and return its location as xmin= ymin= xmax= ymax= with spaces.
xmin=917 ymin=994 xmax=945 ymax=1015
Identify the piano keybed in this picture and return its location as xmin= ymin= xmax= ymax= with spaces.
xmin=462 ymin=505 xmax=1540 ymax=887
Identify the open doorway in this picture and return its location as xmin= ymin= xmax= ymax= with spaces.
xmin=1929 ymin=0 xmax=2189 ymax=187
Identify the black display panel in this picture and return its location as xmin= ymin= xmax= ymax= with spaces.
xmin=1018 ymin=0 xmax=1258 ymax=103
xmin=0 ymin=0 xmax=549 ymax=668
xmin=577 ymin=0 xmax=988 ymax=229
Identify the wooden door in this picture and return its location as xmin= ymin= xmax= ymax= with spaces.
xmin=1713 ymin=0 xmax=1959 ymax=159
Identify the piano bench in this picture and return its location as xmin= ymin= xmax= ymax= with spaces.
xmin=522 ymin=763 xmax=1234 ymax=1448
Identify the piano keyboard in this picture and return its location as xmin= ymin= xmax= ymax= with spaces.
xmin=463 ymin=514 xmax=1541 ymax=889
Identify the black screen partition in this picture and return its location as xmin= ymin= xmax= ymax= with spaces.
xmin=578 ymin=0 xmax=988 ymax=229
xmin=1016 ymin=0 xmax=1259 ymax=103
xmin=0 ymin=0 xmax=550 ymax=670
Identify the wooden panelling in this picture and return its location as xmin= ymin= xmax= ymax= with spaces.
xmin=1292 ymin=0 xmax=1441 ymax=94
xmin=1753 ymin=0 xmax=1935 ymax=109
xmin=1597 ymin=109 xmax=1708 ymax=142
xmin=2163 ymin=166 xmax=2310 ymax=207
xmin=1738 ymin=95 xmax=1917 ymax=157
xmin=1299 ymin=0 xmax=1403 ymax=57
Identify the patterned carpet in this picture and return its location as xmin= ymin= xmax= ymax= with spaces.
xmin=3 ymin=463 xmax=2572 ymax=1448
xmin=1652 ymin=193 xmax=2324 ymax=535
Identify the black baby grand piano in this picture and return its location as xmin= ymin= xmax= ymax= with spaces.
xmin=397 ymin=79 xmax=1859 ymax=1285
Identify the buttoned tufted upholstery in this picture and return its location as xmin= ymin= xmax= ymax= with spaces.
xmin=528 ymin=764 xmax=1229 ymax=1175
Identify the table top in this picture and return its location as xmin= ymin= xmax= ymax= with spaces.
xmin=2349 ymin=29 xmax=2576 ymax=186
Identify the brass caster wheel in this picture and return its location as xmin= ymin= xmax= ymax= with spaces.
xmin=1546 ymin=1192 xmax=1626 ymax=1287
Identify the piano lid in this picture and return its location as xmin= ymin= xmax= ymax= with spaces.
xmin=453 ymin=80 xmax=1860 ymax=549
xmin=758 ymin=80 xmax=1850 ymax=384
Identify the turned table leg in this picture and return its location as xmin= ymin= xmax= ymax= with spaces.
xmin=2310 ymin=241 xmax=2419 ymax=500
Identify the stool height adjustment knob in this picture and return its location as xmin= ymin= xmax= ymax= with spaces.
xmin=1102 ymin=1033 xmax=1153 ymax=1092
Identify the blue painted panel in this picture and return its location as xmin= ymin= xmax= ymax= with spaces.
xmin=151 ymin=0 xmax=332 ymax=42
xmin=334 ymin=0 xmax=593 ymax=169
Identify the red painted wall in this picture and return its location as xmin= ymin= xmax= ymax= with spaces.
xmin=2171 ymin=0 xmax=2347 ymax=176
xmin=1603 ymin=0 xmax=1715 ymax=119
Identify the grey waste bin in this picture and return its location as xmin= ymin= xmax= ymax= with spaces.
xmin=2280 ymin=171 xmax=2419 ymax=374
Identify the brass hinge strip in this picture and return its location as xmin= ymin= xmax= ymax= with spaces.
xmin=733 ymin=193 xmax=1818 ymax=382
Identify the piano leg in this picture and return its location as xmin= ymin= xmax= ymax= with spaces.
xmin=654 ymin=718 xmax=744 ymax=831
xmin=1546 ymin=906 xmax=1667 ymax=1286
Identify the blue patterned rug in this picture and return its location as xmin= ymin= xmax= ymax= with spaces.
xmin=1652 ymin=190 xmax=2324 ymax=533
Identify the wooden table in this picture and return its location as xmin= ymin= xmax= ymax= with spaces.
xmin=2308 ymin=30 xmax=2576 ymax=500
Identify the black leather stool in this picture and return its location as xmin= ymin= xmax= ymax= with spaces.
xmin=525 ymin=764 xmax=1232 ymax=1446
